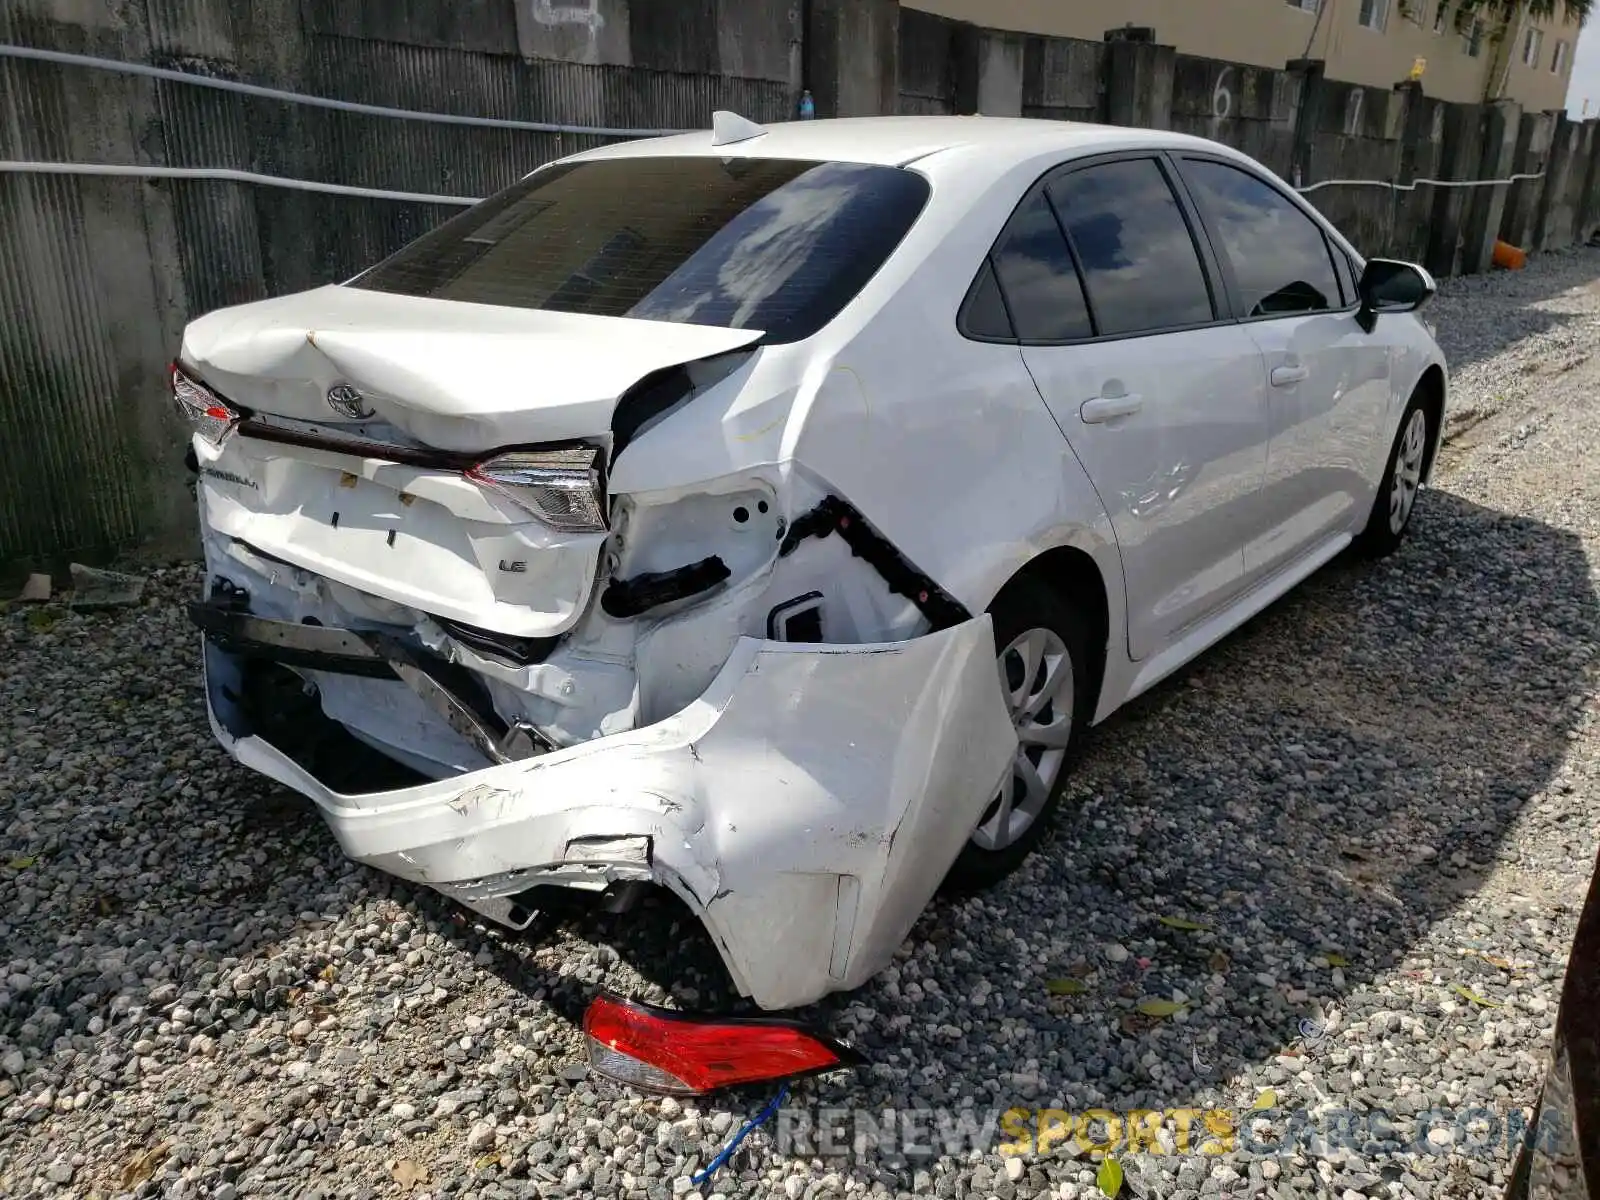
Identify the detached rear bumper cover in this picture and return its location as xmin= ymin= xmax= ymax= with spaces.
xmin=205 ymin=617 xmax=1016 ymax=1010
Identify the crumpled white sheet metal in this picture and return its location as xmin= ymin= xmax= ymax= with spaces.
xmin=207 ymin=616 xmax=1017 ymax=1010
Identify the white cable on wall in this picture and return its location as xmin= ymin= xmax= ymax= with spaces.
xmin=1297 ymin=171 xmax=1547 ymax=194
xmin=0 ymin=161 xmax=482 ymax=206
xmin=0 ymin=43 xmax=693 ymax=139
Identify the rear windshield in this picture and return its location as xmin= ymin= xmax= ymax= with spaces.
xmin=351 ymin=156 xmax=931 ymax=344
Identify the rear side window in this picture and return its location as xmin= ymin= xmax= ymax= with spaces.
xmin=352 ymin=157 xmax=931 ymax=344
xmin=960 ymin=260 xmax=1017 ymax=340
xmin=985 ymin=191 xmax=1094 ymax=341
xmin=1046 ymin=159 xmax=1215 ymax=337
xmin=1179 ymin=158 xmax=1342 ymax=317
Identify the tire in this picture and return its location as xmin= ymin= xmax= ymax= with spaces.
xmin=944 ymin=574 xmax=1093 ymax=892
xmin=1357 ymin=390 xmax=1433 ymax=559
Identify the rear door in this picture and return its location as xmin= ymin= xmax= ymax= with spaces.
xmin=1174 ymin=155 xmax=1393 ymax=579
xmin=1000 ymin=154 xmax=1272 ymax=662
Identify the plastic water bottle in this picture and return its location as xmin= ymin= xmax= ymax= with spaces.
xmin=798 ymin=90 xmax=815 ymax=120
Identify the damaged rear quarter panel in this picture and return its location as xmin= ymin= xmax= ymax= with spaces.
xmin=683 ymin=616 xmax=1018 ymax=1005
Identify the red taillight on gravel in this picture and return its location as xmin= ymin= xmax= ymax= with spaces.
xmin=582 ymin=993 xmax=859 ymax=1096
xmin=170 ymin=362 xmax=241 ymax=445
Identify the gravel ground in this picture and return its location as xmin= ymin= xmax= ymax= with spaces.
xmin=4 ymin=249 xmax=1600 ymax=1200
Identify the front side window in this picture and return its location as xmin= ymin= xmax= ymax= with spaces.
xmin=1180 ymin=158 xmax=1341 ymax=318
xmin=1046 ymin=159 xmax=1215 ymax=337
xmin=352 ymin=156 xmax=931 ymax=345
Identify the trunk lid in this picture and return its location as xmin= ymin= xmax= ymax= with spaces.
xmin=185 ymin=286 xmax=762 ymax=638
xmin=181 ymin=285 xmax=763 ymax=451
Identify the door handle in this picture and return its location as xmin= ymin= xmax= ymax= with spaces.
xmin=1080 ymin=394 xmax=1144 ymax=424
xmin=1270 ymin=365 xmax=1309 ymax=387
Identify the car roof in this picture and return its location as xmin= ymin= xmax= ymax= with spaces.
xmin=563 ymin=114 xmax=1240 ymax=171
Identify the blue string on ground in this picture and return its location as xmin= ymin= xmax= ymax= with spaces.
xmin=691 ymin=1083 xmax=789 ymax=1186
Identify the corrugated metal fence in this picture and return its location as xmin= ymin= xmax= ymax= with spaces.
xmin=0 ymin=0 xmax=791 ymax=574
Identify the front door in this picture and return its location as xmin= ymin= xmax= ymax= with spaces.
xmin=1173 ymin=155 xmax=1393 ymax=579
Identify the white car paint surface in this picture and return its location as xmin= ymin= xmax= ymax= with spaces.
xmin=178 ymin=115 xmax=1449 ymax=1010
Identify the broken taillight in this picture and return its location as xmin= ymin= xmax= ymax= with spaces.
xmin=582 ymin=993 xmax=860 ymax=1096
xmin=467 ymin=446 xmax=606 ymax=533
xmin=170 ymin=363 xmax=241 ymax=446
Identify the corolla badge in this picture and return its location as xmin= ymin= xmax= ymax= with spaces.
xmin=326 ymin=384 xmax=375 ymax=420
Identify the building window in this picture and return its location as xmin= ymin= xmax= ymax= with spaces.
xmin=1522 ymin=27 xmax=1544 ymax=67
xmin=1359 ymin=0 xmax=1390 ymax=31
xmin=1285 ymin=0 xmax=1319 ymax=10
xmin=1433 ymin=2 xmax=1449 ymax=33
xmin=1554 ymin=39 xmax=1571 ymax=73
xmin=1463 ymin=18 xmax=1484 ymax=56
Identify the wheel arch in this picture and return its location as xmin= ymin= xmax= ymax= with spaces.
xmin=1414 ymin=362 xmax=1447 ymax=484
xmin=993 ymin=544 xmax=1114 ymax=726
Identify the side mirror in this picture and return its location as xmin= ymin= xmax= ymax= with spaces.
xmin=1356 ymin=259 xmax=1437 ymax=333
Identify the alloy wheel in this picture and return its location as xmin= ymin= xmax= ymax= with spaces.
xmin=1389 ymin=407 xmax=1428 ymax=535
xmin=971 ymin=627 xmax=1074 ymax=852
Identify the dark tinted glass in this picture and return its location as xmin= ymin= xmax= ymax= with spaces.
xmin=352 ymin=157 xmax=931 ymax=344
xmin=1180 ymin=158 xmax=1341 ymax=317
xmin=988 ymin=191 xmax=1093 ymax=341
xmin=961 ymin=260 xmax=1016 ymax=340
xmin=1047 ymin=159 xmax=1214 ymax=336
xmin=1362 ymin=259 xmax=1430 ymax=307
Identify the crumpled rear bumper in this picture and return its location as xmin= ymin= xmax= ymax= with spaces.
xmin=205 ymin=617 xmax=1016 ymax=1010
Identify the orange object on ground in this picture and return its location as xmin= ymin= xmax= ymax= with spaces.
xmin=1493 ymin=240 xmax=1527 ymax=270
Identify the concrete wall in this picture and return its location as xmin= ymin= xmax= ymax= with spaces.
xmin=1169 ymin=53 xmax=1300 ymax=176
xmin=905 ymin=0 xmax=1578 ymax=108
xmin=895 ymin=14 xmax=1600 ymax=277
xmin=1297 ymin=74 xmax=1413 ymax=255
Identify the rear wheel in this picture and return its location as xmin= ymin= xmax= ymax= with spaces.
xmin=1357 ymin=391 xmax=1432 ymax=558
xmin=945 ymin=575 xmax=1091 ymax=891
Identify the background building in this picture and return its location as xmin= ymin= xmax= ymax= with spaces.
xmin=909 ymin=0 xmax=1579 ymax=110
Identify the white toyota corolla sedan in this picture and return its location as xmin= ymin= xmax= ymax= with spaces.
xmin=175 ymin=114 xmax=1446 ymax=1011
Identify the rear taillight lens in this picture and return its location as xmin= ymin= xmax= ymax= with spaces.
xmin=582 ymin=993 xmax=859 ymax=1096
xmin=467 ymin=446 xmax=606 ymax=533
xmin=170 ymin=363 xmax=240 ymax=445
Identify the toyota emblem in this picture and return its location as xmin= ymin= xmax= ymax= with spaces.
xmin=326 ymin=384 xmax=375 ymax=420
